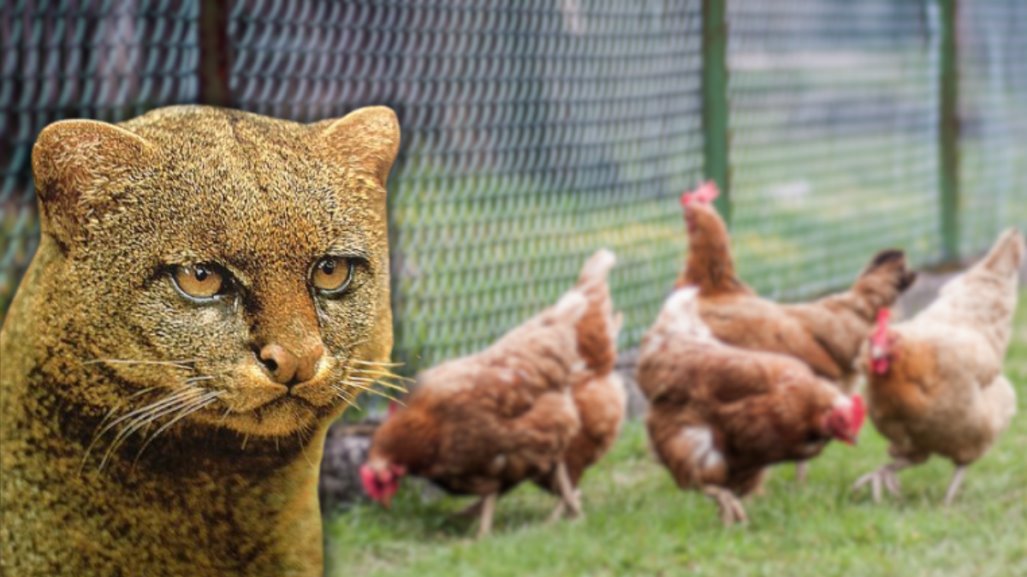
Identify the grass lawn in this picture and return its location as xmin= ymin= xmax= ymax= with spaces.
xmin=325 ymin=289 xmax=1027 ymax=577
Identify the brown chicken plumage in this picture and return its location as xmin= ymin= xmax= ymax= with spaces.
xmin=678 ymin=182 xmax=917 ymax=393
xmin=637 ymin=287 xmax=865 ymax=525
xmin=539 ymin=249 xmax=626 ymax=500
xmin=361 ymin=250 xmax=623 ymax=536
xmin=853 ymin=229 xmax=1023 ymax=505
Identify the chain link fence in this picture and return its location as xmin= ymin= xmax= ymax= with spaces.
xmin=1 ymin=0 xmax=200 ymax=314
xmin=728 ymin=1 xmax=943 ymax=300
xmin=1 ymin=0 xmax=1024 ymax=373
xmin=228 ymin=1 xmax=704 ymax=365
xmin=958 ymin=1 xmax=1027 ymax=254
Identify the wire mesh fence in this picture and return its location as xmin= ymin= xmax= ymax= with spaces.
xmin=957 ymin=1 xmax=1027 ymax=254
xmin=228 ymin=1 xmax=705 ymax=366
xmin=1 ymin=0 xmax=1024 ymax=373
xmin=727 ymin=0 xmax=943 ymax=300
xmin=1 ymin=0 xmax=200 ymax=315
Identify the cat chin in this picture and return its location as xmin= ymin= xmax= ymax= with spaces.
xmin=195 ymin=399 xmax=329 ymax=439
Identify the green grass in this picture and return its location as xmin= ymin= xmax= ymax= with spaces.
xmin=325 ymin=291 xmax=1027 ymax=577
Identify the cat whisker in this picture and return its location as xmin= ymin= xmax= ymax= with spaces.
xmin=94 ymin=388 xmax=199 ymax=443
xmin=338 ymin=379 xmax=404 ymax=405
xmin=335 ymin=384 xmax=366 ymax=411
xmin=350 ymin=363 xmax=409 ymax=376
xmin=330 ymin=385 xmax=359 ymax=409
xmin=101 ymin=396 xmax=201 ymax=469
xmin=217 ymin=406 xmax=233 ymax=425
xmin=126 ymin=386 xmax=160 ymax=400
xmin=296 ymin=420 xmax=320 ymax=467
xmin=350 ymin=359 xmax=405 ymax=368
xmin=185 ymin=375 xmax=216 ymax=385
xmin=92 ymin=386 xmax=158 ymax=436
xmin=347 ymin=338 xmax=371 ymax=349
xmin=83 ymin=387 xmax=196 ymax=470
xmin=132 ymin=391 xmax=221 ymax=466
xmin=351 ymin=365 xmax=407 ymax=375
xmin=360 ymin=376 xmax=410 ymax=387
xmin=85 ymin=358 xmax=200 ymax=372
xmin=348 ymin=371 xmax=408 ymax=383
xmin=350 ymin=365 xmax=408 ymax=378
xmin=350 ymin=363 xmax=413 ymax=380
xmin=97 ymin=388 xmax=205 ymax=471
xmin=346 ymin=374 xmax=407 ymax=392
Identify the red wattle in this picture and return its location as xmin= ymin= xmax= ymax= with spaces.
xmin=359 ymin=465 xmax=380 ymax=499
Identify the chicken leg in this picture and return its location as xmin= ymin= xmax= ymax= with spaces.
xmin=795 ymin=461 xmax=809 ymax=486
xmin=851 ymin=458 xmax=912 ymax=502
xmin=943 ymin=465 xmax=967 ymax=506
xmin=703 ymin=485 xmax=748 ymax=526
xmin=476 ymin=493 xmax=498 ymax=539
xmin=547 ymin=462 xmax=584 ymax=522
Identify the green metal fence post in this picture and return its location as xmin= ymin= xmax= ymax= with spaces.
xmin=939 ymin=0 xmax=960 ymax=261
xmin=199 ymin=0 xmax=231 ymax=107
xmin=702 ymin=0 xmax=731 ymax=222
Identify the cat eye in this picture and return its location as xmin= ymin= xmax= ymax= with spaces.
xmin=171 ymin=264 xmax=227 ymax=301
xmin=311 ymin=256 xmax=354 ymax=296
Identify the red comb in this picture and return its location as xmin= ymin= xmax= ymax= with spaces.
xmin=680 ymin=181 xmax=720 ymax=207
xmin=387 ymin=400 xmax=399 ymax=417
xmin=869 ymin=309 xmax=894 ymax=375
xmin=850 ymin=393 xmax=866 ymax=433
xmin=872 ymin=309 xmax=891 ymax=344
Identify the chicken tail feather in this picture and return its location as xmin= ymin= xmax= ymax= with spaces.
xmin=851 ymin=249 xmax=916 ymax=312
xmin=977 ymin=228 xmax=1025 ymax=279
xmin=574 ymin=249 xmax=619 ymax=375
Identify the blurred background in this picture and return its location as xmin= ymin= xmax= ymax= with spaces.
xmin=1 ymin=0 xmax=1024 ymax=376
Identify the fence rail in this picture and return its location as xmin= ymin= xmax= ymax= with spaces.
xmin=1 ymin=0 xmax=1024 ymax=373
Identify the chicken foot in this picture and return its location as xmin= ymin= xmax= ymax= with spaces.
xmin=547 ymin=462 xmax=584 ymax=523
xmin=702 ymin=485 xmax=748 ymax=526
xmin=851 ymin=458 xmax=912 ymax=502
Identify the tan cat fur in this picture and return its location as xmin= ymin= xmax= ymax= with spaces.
xmin=0 ymin=105 xmax=400 ymax=576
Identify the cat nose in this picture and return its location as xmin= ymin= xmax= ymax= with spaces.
xmin=258 ymin=343 xmax=324 ymax=386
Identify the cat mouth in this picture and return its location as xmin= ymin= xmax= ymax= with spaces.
xmin=218 ymin=380 xmax=342 ymax=414
xmin=212 ymin=359 xmax=353 ymax=414
xmin=189 ymin=361 xmax=382 ymax=437
xmin=201 ymin=382 xmax=344 ymax=438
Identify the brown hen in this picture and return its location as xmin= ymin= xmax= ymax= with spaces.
xmin=361 ymin=250 xmax=623 ymax=536
xmin=853 ymin=229 xmax=1023 ymax=505
xmin=678 ymin=182 xmax=917 ymax=393
xmin=637 ymin=287 xmax=865 ymax=525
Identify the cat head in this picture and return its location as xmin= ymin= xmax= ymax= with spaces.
xmin=30 ymin=105 xmax=400 ymax=441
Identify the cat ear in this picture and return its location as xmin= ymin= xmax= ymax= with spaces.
xmin=315 ymin=106 xmax=401 ymax=187
xmin=32 ymin=119 xmax=153 ymax=247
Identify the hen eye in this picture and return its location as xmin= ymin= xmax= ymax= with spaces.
xmin=312 ymin=256 xmax=354 ymax=296
xmin=171 ymin=264 xmax=226 ymax=301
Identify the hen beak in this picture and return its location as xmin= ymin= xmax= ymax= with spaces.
xmin=869 ymin=344 xmax=885 ymax=361
xmin=684 ymin=212 xmax=697 ymax=233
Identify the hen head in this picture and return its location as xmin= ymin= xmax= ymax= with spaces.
xmin=869 ymin=308 xmax=896 ymax=375
xmin=824 ymin=394 xmax=865 ymax=445
xmin=680 ymin=181 xmax=720 ymax=207
xmin=680 ymin=181 xmax=721 ymax=233
xmin=360 ymin=457 xmax=406 ymax=509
